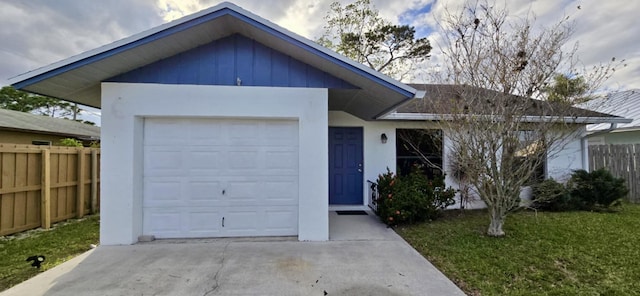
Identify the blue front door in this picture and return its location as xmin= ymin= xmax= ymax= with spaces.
xmin=329 ymin=127 xmax=364 ymax=205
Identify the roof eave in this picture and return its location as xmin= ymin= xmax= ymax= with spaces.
xmin=374 ymin=90 xmax=425 ymax=120
xmin=380 ymin=113 xmax=633 ymax=124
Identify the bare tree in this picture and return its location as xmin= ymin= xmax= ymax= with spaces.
xmin=448 ymin=152 xmax=474 ymax=209
xmin=420 ymin=0 xmax=621 ymax=236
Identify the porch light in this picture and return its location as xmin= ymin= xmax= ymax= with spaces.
xmin=381 ymin=133 xmax=388 ymax=144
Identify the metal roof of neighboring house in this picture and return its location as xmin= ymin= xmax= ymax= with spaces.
xmin=8 ymin=2 xmax=418 ymax=120
xmin=577 ymin=89 xmax=640 ymax=131
xmin=382 ymin=84 xmax=631 ymax=124
xmin=0 ymin=108 xmax=100 ymax=140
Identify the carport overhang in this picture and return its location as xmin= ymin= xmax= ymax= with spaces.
xmin=9 ymin=2 xmax=418 ymax=121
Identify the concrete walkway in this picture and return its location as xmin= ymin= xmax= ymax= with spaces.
xmin=2 ymin=211 xmax=465 ymax=296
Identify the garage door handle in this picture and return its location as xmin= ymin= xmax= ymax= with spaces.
xmin=222 ymin=217 xmax=225 ymax=227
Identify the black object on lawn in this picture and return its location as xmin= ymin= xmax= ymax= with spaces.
xmin=26 ymin=255 xmax=46 ymax=268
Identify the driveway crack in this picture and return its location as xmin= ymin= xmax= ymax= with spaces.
xmin=203 ymin=241 xmax=231 ymax=296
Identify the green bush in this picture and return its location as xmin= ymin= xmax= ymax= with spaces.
xmin=569 ymin=169 xmax=628 ymax=209
xmin=532 ymin=178 xmax=575 ymax=211
xmin=376 ymin=166 xmax=455 ymax=226
xmin=532 ymin=169 xmax=628 ymax=212
xmin=59 ymin=138 xmax=83 ymax=147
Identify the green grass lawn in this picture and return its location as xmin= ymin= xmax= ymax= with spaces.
xmin=396 ymin=204 xmax=640 ymax=296
xmin=0 ymin=215 xmax=99 ymax=292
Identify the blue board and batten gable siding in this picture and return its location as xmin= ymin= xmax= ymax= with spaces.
xmin=107 ymin=34 xmax=357 ymax=89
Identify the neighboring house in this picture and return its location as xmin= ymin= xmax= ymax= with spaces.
xmin=0 ymin=108 xmax=100 ymax=146
xmin=9 ymin=2 xmax=627 ymax=244
xmin=578 ymin=89 xmax=640 ymax=145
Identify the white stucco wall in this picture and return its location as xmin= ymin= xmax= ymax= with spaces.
xmin=101 ymin=83 xmax=328 ymax=245
xmin=547 ymin=126 xmax=588 ymax=182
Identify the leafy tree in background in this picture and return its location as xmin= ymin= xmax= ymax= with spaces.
xmin=544 ymin=74 xmax=590 ymax=104
xmin=317 ymin=0 xmax=432 ymax=80
xmin=0 ymin=86 xmax=48 ymax=112
xmin=0 ymin=86 xmax=92 ymax=124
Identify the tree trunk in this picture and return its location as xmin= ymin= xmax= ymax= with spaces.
xmin=487 ymin=208 xmax=506 ymax=236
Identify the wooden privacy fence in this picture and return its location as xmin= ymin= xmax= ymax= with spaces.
xmin=0 ymin=144 xmax=100 ymax=236
xmin=589 ymin=144 xmax=639 ymax=203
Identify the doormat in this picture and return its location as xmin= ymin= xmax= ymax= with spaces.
xmin=336 ymin=210 xmax=368 ymax=215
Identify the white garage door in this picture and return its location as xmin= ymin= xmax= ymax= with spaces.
xmin=143 ymin=118 xmax=299 ymax=238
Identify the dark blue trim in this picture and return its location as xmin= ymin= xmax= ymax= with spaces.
xmin=13 ymin=7 xmax=414 ymax=99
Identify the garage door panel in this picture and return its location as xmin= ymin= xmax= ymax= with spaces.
xmin=226 ymin=180 xmax=260 ymax=198
xmin=144 ymin=119 xmax=188 ymax=146
xmin=143 ymin=118 xmax=299 ymax=238
xmin=223 ymin=210 xmax=259 ymax=234
xmin=260 ymin=169 xmax=298 ymax=177
xmin=187 ymin=180 xmax=223 ymax=202
xmin=265 ymin=151 xmax=298 ymax=172
xmin=188 ymin=210 xmax=223 ymax=235
xmin=222 ymin=206 xmax=297 ymax=236
xmin=263 ymin=123 xmax=299 ymax=146
xmin=188 ymin=120 xmax=223 ymax=145
xmin=227 ymin=151 xmax=260 ymax=169
xmin=145 ymin=207 xmax=224 ymax=239
xmin=264 ymin=180 xmax=298 ymax=202
xmin=145 ymin=179 xmax=225 ymax=207
xmin=224 ymin=177 xmax=297 ymax=206
xmin=188 ymin=150 xmax=223 ymax=170
xmin=144 ymin=179 xmax=182 ymax=204
xmin=143 ymin=209 xmax=182 ymax=238
xmin=264 ymin=208 xmax=298 ymax=234
xmin=144 ymin=149 xmax=185 ymax=175
xmin=228 ymin=122 xmax=261 ymax=146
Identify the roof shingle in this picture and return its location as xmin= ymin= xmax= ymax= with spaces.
xmin=0 ymin=108 xmax=100 ymax=139
xmin=397 ymin=84 xmax=621 ymax=120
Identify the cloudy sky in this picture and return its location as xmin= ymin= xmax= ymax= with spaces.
xmin=1 ymin=0 xmax=638 ymax=122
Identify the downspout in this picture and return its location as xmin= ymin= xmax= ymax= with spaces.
xmin=582 ymin=123 xmax=618 ymax=171
xmin=588 ymin=123 xmax=618 ymax=137
xmin=581 ymin=136 xmax=589 ymax=171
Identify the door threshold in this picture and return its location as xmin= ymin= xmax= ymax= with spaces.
xmin=328 ymin=205 xmax=368 ymax=211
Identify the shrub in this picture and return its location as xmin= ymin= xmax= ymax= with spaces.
xmin=569 ymin=169 xmax=628 ymax=209
xmin=59 ymin=138 xmax=83 ymax=147
xmin=532 ymin=178 xmax=575 ymax=211
xmin=532 ymin=169 xmax=628 ymax=212
xmin=375 ymin=168 xmax=398 ymax=224
xmin=376 ymin=166 xmax=455 ymax=226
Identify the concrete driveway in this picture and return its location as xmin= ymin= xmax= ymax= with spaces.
xmin=2 ymin=212 xmax=465 ymax=296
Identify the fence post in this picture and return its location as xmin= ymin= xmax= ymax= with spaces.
xmin=91 ymin=149 xmax=98 ymax=214
xmin=41 ymin=149 xmax=51 ymax=229
xmin=77 ymin=149 xmax=86 ymax=218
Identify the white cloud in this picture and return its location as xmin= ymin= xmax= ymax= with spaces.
xmin=0 ymin=0 xmax=163 ymax=84
xmin=0 ymin=0 xmax=637 ymax=91
xmin=408 ymin=0 xmax=640 ymax=89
